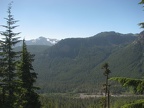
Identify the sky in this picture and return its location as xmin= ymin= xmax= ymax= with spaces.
xmin=0 ymin=0 xmax=144 ymax=40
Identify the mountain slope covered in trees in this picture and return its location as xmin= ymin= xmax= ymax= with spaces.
xmin=19 ymin=31 xmax=144 ymax=93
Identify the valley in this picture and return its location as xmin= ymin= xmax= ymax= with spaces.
xmin=16 ymin=31 xmax=143 ymax=94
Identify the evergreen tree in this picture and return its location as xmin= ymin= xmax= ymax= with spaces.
xmin=18 ymin=39 xmax=41 ymax=108
xmin=0 ymin=2 xmax=21 ymax=107
xmin=101 ymin=63 xmax=111 ymax=108
xmin=139 ymin=0 xmax=144 ymax=28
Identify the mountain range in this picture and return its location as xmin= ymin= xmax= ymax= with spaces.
xmin=17 ymin=36 xmax=59 ymax=46
xmin=16 ymin=31 xmax=144 ymax=93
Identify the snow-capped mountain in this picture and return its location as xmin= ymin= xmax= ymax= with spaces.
xmin=17 ymin=36 xmax=60 ymax=46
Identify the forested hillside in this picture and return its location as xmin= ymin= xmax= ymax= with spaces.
xmin=18 ymin=31 xmax=143 ymax=93
xmin=2 ymin=0 xmax=144 ymax=107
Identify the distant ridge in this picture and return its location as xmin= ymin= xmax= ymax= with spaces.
xmin=30 ymin=31 xmax=140 ymax=93
xmin=16 ymin=36 xmax=60 ymax=46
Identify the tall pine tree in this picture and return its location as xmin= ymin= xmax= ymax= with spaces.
xmin=18 ymin=39 xmax=41 ymax=108
xmin=0 ymin=2 xmax=21 ymax=107
xmin=101 ymin=63 xmax=111 ymax=108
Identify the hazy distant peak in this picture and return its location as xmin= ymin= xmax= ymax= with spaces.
xmin=16 ymin=36 xmax=60 ymax=46
xmin=30 ymin=36 xmax=60 ymax=46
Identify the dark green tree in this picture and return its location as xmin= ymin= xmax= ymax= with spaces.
xmin=0 ymin=2 xmax=21 ymax=107
xmin=17 ymin=39 xmax=41 ymax=108
xmin=101 ymin=63 xmax=111 ymax=108
xmin=139 ymin=0 xmax=144 ymax=28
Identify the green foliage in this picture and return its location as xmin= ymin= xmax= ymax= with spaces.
xmin=40 ymin=94 xmax=101 ymax=108
xmin=40 ymin=94 xmax=144 ymax=108
xmin=17 ymin=39 xmax=41 ymax=107
xmin=0 ymin=3 xmax=41 ymax=107
xmin=102 ymin=63 xmax=111 ymax=76
xmin=110 ymin=76 xmax=144 ymax=108
xmin=139 ymin=0 xmax=144 ymax=4
xmin=121 ymin=100 xmax=144 ymax=108
xmin=0 ymin=2 xmax=21 ymax=107
xmin=139 ymin=0 xmax=144 ymax=28
xmin=110 ymin=77 xmax=144 ymax=94
xmin=101 ymin=63 xmax=111 ymax=108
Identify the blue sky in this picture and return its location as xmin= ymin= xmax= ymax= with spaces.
xmin=0 ymin=0 xmax=144 ymax=40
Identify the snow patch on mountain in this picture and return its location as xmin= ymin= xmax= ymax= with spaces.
xmin=16 ymin=36 xmax=60 ymax=46
xmin=29 ymin=36 xmax=60 ymax=46
xmin=47 ymin=38 xmax=59 ymax=44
